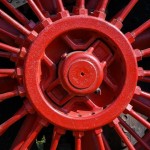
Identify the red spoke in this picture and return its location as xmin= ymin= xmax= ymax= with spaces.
xmin=111 ymin=119 xmax=135 ymax=150
xmin=111 ymin=0 xmax=138 ymax=29
xmin=139 ymin=77 xmax=150 ymax=83
xmin=134 ymin=131 xmax=150 ymax=149
xmin=142 ymin=48 xmax=150 ymax=57
xmin=34 ymin=0 xmax=45 ymax=12
xmin=56 ymin=0 xmax=65 ymax=12
xmin=27 ymin=0 xmax=47 ymax=22
xmin=20 ymin=117 xmax=47 ymax=150
xmin=11 ymin=114 xmax=37 ymax=150
xmin=50 ymin=127 xmax=65 ymax=150
xmin=0 ymin=69 xmax=15 ymax=78
xmin=95 ymin=129 xmax=105 ymax=150
xmin=138 ymin=67 xmax=150 ymax=79
xmin=46 ymin=78 xmax=60 ymax=92
xmin=0 ymin=28 xmax=17 ymax=40
xmin=85 ymin=97 xmax=100 ymax=110
xmin=95 ymin=0 xmax=109 ymax=12
xmin=0 ymin=105 xmax=28 ymax=136
xmin=60 ymin=94 xmax=74 ymax=105
xmin=119 ymin=117 xmax=150 ymax=150
xmin=73 ymin=131 xmax=84 ymax=150
xmin=102 ymin=134 xmax=111 ymax=150
xmin=125 ymin=104 xmax=150 ymax=129
xmin=76 ymin=0 xmax=85 ymax=8
xmin=0 ymin=89 xmax=18 ymax=103
xmin=126 ymin=20 xmax=150 ymax=43
xmin=44 ymin=55 xmax=55 ymax=67
xmin=131 ymin=98 xmax=150 ymax=117
xmin=0 ymin=51 xmax=11 ymax=58
xmin=94 ymin=0 xmax=109 ymax=18
xmin=1 ymin=0 xmax=30 ymax=25
xmin=135 ymin=86 xmax=150 ymax=100
xmin=0 ymin=9 xmax=31 ymax=36
xmin=0 ymin=42 xmax=20 ymax=54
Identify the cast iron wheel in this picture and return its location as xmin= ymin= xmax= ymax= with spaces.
xmin=0 ymin=0 xmax=150 ymax=150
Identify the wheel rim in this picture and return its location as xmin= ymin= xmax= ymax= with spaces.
xmin=0 ymin=0 xmax=150 ymax=150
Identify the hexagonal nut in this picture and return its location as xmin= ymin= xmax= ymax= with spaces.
xmin=94 ymin=129 xmax=103 ymax=135
xmin=134 ymin=49 xmax=142 ymax=61
xmin=18 ymin=86 xmax=26 ymax=97
xmin=110 ymin=118 xmax=120 ymax=127
xmin=111 ymin=19 xmax=123 ymax=29
xmin=54 ymin=127 xmax=66 ymax=135
xmin=93 ymin=11 xmax=106 ymax=19
xmin=19 ymin=47 xmax=27 ymax=59
xmin=16 ymin=67 xmax=23 ymax=77
xmin=125 ymin=32 xmax=135 ymax=43
xmin=73 ymin=131 xmax=84 ymax=138
xmin=41 ymin=18 xmax=52 ymax=28
xmin=24 ymin=100 xmax=35 ymax=114
xmin=135 ymin=86 xmax=141 ymax=96
xmin=27 ymin=30 xmax=38 ymax=42
xmin=57 ymin=10 xmax=70 ymax=18
xmin=73 ymin=7 xmax=88 ymax=15
xmin=27 ymin=20 xmax=36 ymax=29
xmin=138 ymin=67 xmax=144 ymax=78
xmin=125 ymin=104 xmax=133 ymax=113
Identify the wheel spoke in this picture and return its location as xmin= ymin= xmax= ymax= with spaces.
xmin=0 ymin=51 xmax=11 ymax=59
xmin=50 ymin=127 xmax=66 ymax=150
xmin=46 ymin=78 xmax=60 ymax=92
xmin=0 ymin=42 xmax=20 ymax=54
xmin=126 ymin=20 xmax=150 ymax=43
xmin=0 ymin=9 xmax=31 ymax=36
xmin=94 ymin=129 xmax=105 ymax=150
xmin=119 ymin=117 xmax=150 ymax=150
xmin=102 ymin=134 xmax=111 ymax=150
xmin=141 ymin=48 xmax=150 ymax=57
xmin=0 ymin=105 xmax=28 ymax=136
xmin=73 ymin=131 xmax=84 ymax=150
xmin=111 ymin=119 xmax=135 ymax=150
xmin=94 ymin=0 xmax=109 ymax=19
xmin=11 ymin=114 xmax=37 ymax=150
xmin=0 ymin=69 xmax=15 ymax=78
xmin=138 ymin=67 xmax=150 ymax=79
xmin=85 ymin=97 xmax=100 ymax=110
xmin=111 ymin=0 xmax=138 ymax=29
xmin=0 ymin=89 xmax=18 ymax=102
xmin=125 ymin=104 xmax=150 ymax=129
xmin=134 ymin=131 xmax=150 ymax=149
xmin=135 ymin=86 xmax=150 ymax=100
xmin=56 ymin=0 xmax=65 ymax=12
xmin=27 ymin=0 xmax=48 ymax=22
xmin=20 ymin=117 xmax=47 ymax=150
xmin=139 ymin=77 xmax=150 ymax=83
xmin=131 ymin=98 xmax=150 ymax=117
xmin=1 ymin=0 xmax=30 ymax=25
xmin=0 ymin=28 xmax=17 ymax=40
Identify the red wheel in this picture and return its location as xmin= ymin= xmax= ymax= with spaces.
xmin=0 ymin=0 xmax=150 ymax=149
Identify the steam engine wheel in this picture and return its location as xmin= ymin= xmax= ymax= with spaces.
xmin=0 ymin=0 xmax=150 ymax=149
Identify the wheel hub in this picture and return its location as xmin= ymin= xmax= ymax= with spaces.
xmin=24 ymin=16 xmax=137 ymax=130
xmin=59 ymin=51 xmax=104 ymax=95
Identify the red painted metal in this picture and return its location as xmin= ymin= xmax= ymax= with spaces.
xmin=0 ymin=0 xmax=149 ymax=149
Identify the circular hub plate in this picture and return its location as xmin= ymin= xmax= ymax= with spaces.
xmin=59 ymin=51 xmax=104 ymax=95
